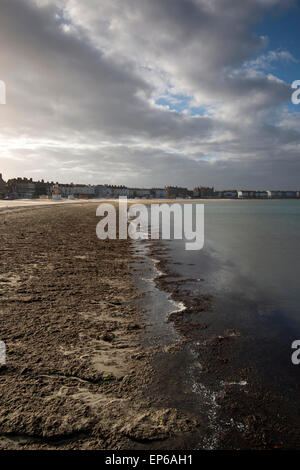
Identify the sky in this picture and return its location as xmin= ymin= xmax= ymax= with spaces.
xmin=0 ymin=0 xmax=300 ymax=189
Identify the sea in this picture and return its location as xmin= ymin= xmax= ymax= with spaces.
xmin=133 ymin=200 xmax=300 ymax=448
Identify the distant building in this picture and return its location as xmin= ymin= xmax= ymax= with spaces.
xmin=281 ymin=191 xmax=298 ymax=198
xmin=238 ymin=190 xmax=257 ymax=199
xmin=127 ymin=188 xmax=151 ymax=198
xmin=0 ymin=173 xmax=7 ymax=198
xmin=135 ymin=188 xmax=151 ymax=198
xmin=59 ymin=184 xmax=96 ymax=198
xmin=3 ymin=174 xmax=300 ymax=202
xmin=193 ymin=186 xmax=214 ymax=198
xmin=127 ymin=188 xmax=138 ymax=198
xmin=165 ymin=186 xmax=192 ymax=198
xmin=221 ymin=190 xmax=238 ymax=199
xmin=34 ymin=179 xmax=52 ymax=197
xmin=109 ymin=185 xmax=129 ymax=198
xmin=94 ymin=185 xmax=129 ymax=198
xmin=52 ymin=184 xmax=62 ymax=199
xmin=150 ymin=188 xmax=166 ymax=198
xmin=7 ymin=177 xmax=36 ymax=198
xmin=75 ymin=185 xmax=95 ymax=198
xmin=94 ymin=185 xmax=112 ymax=198
xmin=256 ymin=191 xmax=268 ymax=199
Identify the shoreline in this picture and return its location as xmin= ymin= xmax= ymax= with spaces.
xmin=1 ymin=196 xmax=299 ymax=212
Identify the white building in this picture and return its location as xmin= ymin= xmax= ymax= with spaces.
xmin=238 ymin=190 xmax=257 ymax=199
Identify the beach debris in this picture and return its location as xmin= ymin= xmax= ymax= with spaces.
xmin=102 ymin=372 xmax=113 ymax=381
xmin=220 ymin=380 xmax=248 ymax=387
xmin=127 ymin=322 xmax=142 ymax=330
xmin=101 ymin=331 xmax=115 ymax=342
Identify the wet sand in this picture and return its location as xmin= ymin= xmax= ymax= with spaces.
xmin=0 ymin=203 xmax=199 ymax=450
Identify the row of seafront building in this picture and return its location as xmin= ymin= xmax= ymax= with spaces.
xmin=0 ymin=174 xmax=299 ymax=200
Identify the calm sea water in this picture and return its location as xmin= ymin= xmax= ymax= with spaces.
xmin=134 ymin=200 xmax=300 ymax=447
xmin=183 ymin=200 xmax=300 ymax=322
xmin=158 ymin=200 xmax=300 ymax=388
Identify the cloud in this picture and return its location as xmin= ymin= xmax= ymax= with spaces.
xmin=245 ymin=49 xmax=297 ymax=72
xmin=0 ymin=0 xmax=299 ymax=188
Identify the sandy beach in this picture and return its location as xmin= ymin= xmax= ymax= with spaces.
xmin=0 ymin=203 xmax=199 ymax=450
xmin=0 ymin=197 xmax=236 ymax=211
